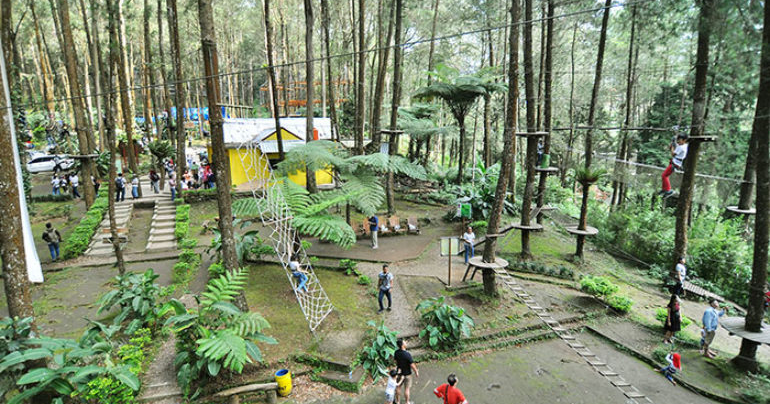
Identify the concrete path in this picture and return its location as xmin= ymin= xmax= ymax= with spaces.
xmin=145 ymin=197 xmax=177 ymax=252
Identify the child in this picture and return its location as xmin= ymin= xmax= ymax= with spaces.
xmin=384 ymin=368 xmax=403 ymax=404
xmin=657 ymin=352 xmax=682 ymax=386
xmin=699 ymin=328 xmax=706 ymax=354
xmin=290 ymin=257 xmax=309 ymax=293
xmin=660 ymin=133 xmax=689 ymax=198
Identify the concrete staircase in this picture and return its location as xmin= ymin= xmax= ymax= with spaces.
xmin=145 ymin=198 xmax=177 ymax=252
xmin=85 ymin=202 xmax=133 ymax=256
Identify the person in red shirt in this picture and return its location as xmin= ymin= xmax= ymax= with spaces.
xmin=433 ymin=374 xmax=468 ymax=404
xmin=764 ymin=289 xmax=770 ymax=310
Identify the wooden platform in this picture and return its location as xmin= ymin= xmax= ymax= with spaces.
xmin=720 ymin=317 xmax=770 ymax=345
xmin=511 ymin=223 xmax=544 ymax=231
xmin=565 ymin=225 xmax=598 ymax=236
xmin=462 ymin=256 xmax=509 ymax=282
xmin=689 ymin=135 xmax=718 ymax=142
xmin=726 ymin=206 xmax=756 ymax=215
xmin=515 ymin=131 xmax=549 ymax=137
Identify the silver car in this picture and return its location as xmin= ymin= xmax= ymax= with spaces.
xmin=26 ymin=155 xmax=75 ymax=173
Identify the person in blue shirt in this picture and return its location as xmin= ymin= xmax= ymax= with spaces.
xmin=702 ymin=298 xmax=728 ymax=358
xmin=290 ymin=257 xmax=309 ymax=293
xmin=369 ymin=215 xmax=379 ymax=249
xmin=377 ymin=264 xmax=393 ymax=312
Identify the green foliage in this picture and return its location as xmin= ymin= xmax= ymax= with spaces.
xmin=358 ymin=321 xmax=398 ymax=381
xmin=96 ymin=269 xmax=162 ymax=334
xmin=0 ymin=322 xmax=141 ymax=404
xmin=444 ymin=162 xmax=516 ymax=220
xmin=0 ymin=317 xmax=35 ymax=400
xmin=176 ymin=204 xmax=191 ymax=223
xmin=175 ymin=221 xmax=189 ymax=240
xmin=208 ymin=262 xmax=225 ymax=278
xmin=506 ymin=260 xmax=576 ymax=281
xmin=147 ymin=140 xmax=174 ymax=161
xmin=160 ymin=268 xmax=276 ymax=398
xmin=580 ymin=275 xmax=619 ymax=298
xmin=740 ymin=373 xmax=770 ymax=404
xmin=575 ymin=167 xmax=607 ymax=185
xmin=655 ymin=307 xmax=693 ymax=329
xmin=340 ymin=259 xmax=360 ymax=276
xmin=179 ymin=249 xmax=200 ymax=264
xmin=207 ymin=219 xmax=274 ymax=263
xmin=62 ymin=194 xmax=108 ymax=259
xmin=416 ymin=297 xmax=475 ymax=351
xmin=173 ymin=262 xmax=193 ymax=284
xmin=606 ymin=295 xmax=634 ymax=314
xmin=468 ymin=220 xmax=488 ymax=234
xmin=357 ymin=275 xmax=371 ymax=285
xmin=80 ymin=329 xmax=151 ymax=404
xmin=179 ymin=237 xmax=198 ymax=249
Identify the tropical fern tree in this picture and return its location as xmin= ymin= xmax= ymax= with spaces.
xmin=160 ymin=268 xmax=276 ymax=398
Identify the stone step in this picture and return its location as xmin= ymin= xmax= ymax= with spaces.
xmin=155 ymin=208 xmax=176 ymax=214
xmin=148 ymin=234 xmax=176 ymax=243
xmin=153 ymin=214 xmax=176 ymax=222
xmin=152 ymin=228 xmax=175 ymax=236
xmin=151 ymin=222 xmax=175 ymax=230
xmin=146 ymin=241 xmax=177 ymax=251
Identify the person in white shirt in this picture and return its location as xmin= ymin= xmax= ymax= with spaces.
xmin=51 ymin=174 xmax=61 ymax=196
xmin=69 ymin=173 xmax=80 ymax=198
xmin=660 ymin=133 xmax=689 ymax=198
xmin=462 ymin=226 xmax=476 ymax=264
xmin=384 ymin=368 xmax=403 ymax=404
xmin=131 ymin=176 xmax=140 ymax=199
xmin=674 ymin=257 xmax=687 ymax=296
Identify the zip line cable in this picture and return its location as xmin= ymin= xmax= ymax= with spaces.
xmin=4 ymin=0 xmax=656 ymax=112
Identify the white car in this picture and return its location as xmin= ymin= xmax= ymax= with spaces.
xmin=26 ymin=155 xmax=75 ymax=173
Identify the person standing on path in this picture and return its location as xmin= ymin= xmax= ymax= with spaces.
xmin=393 ymin=339 xmax=418 ymax=404
xmin=369 ymin=215 xmax=379 ymax=249
xmin=51 ymin=174 xmax=61 ymax=196
xmin=663 ymin=294 xmax=681 ymax=344
xmin=70 ymin=173 xmax=80 ymax=199
xmin=702 ymin=298 xmax=728 ymax=358
xmin=462 ymin=226 xmax=476 ymax=264
xmin=41 ymin=222 xmax=62 ymax=262
xmin=433 ymin=374 xmax=468 ymax=404
xmin=115 ymin=173 xmax=126 ymax=202
xmin=131 ymin=176 xmax=140 ymax=199
xmin=149 ymin=170 xmax=160 ymax=193
xmin=168 ymin=173 xmax=177 ymax=201
xmin=673 ymin=257 xmax=687 ymax=296
xmin=378 ymin=264 xmax=393 ymax=313
xmin=384 ymin=368 xmax=403 ymax=404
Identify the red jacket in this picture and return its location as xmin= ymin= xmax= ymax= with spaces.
xmin=433 ymin=383 xmax=467 ymax=404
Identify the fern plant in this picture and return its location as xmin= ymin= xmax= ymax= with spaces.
xmin=160 ymin=268 xmax=276 ymax=398
xmin=97 ymin=269 xmax=162 ymax=334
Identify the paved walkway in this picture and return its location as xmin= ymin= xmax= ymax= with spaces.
xmin=146 ymin=197 xmax=177 ymax=252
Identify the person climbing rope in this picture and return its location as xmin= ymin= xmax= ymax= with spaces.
xmin=660 ymin=133 xmax=689 ymax=198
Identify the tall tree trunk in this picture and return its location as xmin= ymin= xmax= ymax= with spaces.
xmin=0 ymin=26 xmax=36 ymax=321
xmin=519 ymin=0 xmax=537 ymax=259
xmin=672 ymin=0 xmax=714 ymax=275
xmin=386 ymin=0 xmax=403 ymax=215
xmin=370 ymin=0 xmax=395 ymax=151
xmin=106 ymin=0 xmax=126 ymax=274
xmin=535 ymin=0 xmax=545 ymax=130
xmin=737 ymin=131 xmax=758 ymax=211
xmin=320 ymin=0 xmax=339 ymax=140
xmin=482 ymin=31 xmax=493 ymax=168
xmin=157 ymin=0 xmax=172 ymax=148
xmin=426 ymin=0 xmax=440 ymax=84
xmin=262 ymin=0 xmax=284 ymax=160
xmin=456 ymin=116 xmax=466 ymax=184
xmin=57 ymin=0 xmax=97 ymax=208
xmin=29 ymin=1 xmax=55 ymax=116
xmin=560 ymin=22 xmax=578 ymax=187
xmin=575 ymin=0 xmax=611 ymax=260
xmin=481 ymin=0 xmax=519 ymax=296
xmin=304 ymin=0 xmax=317 ymax=193
xmin=198 ymin=0 xmax=247 ymax=311
xmin=168 ymin=0 xmax=185 ymax=195
xmin=611 ymin=6 xmax=637 ymax=208
xmin=82 ymin=0 xmax=105 ymax=149
xmin=535 ymin=0 xmax=554 ymax=225
xmin=734 ymin=0 xmax=770 ymax=371
xmin=355 ymin=0 xmax=365 ymax=154
xmin=143 ymin=0 xmax=157 ymax=140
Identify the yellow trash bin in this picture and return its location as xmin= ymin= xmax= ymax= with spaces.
xmin=275 ymin=369 xmax=292 ymax=397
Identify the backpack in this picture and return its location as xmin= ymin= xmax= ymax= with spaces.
xmin=115 ymin=177 xmax=124 ymax=189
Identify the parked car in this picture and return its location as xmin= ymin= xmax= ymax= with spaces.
xmin=26 ymin=155 xmax=74 ymax=173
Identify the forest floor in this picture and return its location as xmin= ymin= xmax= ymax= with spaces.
xmin=6 ymin=190 xmax=770 ymax=403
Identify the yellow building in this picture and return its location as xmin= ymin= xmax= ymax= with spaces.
xmin=213 ymin=117 xmax=335 ymax=190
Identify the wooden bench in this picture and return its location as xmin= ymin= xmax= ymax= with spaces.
xmin=213 ymin=382 xmax=279 ymax=404
xmin=407 ymin=216 xmax=420 ymax=234
xmin=389 ymin=216 xmax=406 ymax=234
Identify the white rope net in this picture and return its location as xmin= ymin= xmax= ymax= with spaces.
xmin=236 ymin=140 xmax=334 ymax=332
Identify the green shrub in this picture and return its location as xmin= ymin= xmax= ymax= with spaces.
xmin=208 ymin=262 xmax=225 ymax=278
xmin=655 ymin=307 xmax=693 ymax=329
xmin=607 ymin=295 xmax=634 ymax=314
xmin=173 ymin=262 xmax=192 ymax=284
xmin=469 ymin=220 xmax=488 ymax=234
xmin=80 ymin=328 xmax=151 ymax=404
xmin=179 ymin=249 xmax=200 ymax=264
xmin=340 ymin=259 xmax=359 ymax=276
xmin=357 ymin=275 xmax=371 ymax=285
xmin=580 ymin=275 xmax=618 ymax=298
xmin=97 ymin=269 xmax=162 ymax=334
xmin=358 ymin=321 xmax=398 ymax=381
xmin=175 ymin=221 xmax=189 ymax=240
xmin=179 ymin=238 xmax=198 ymax=249
xmin=416 ymin=296 xmax=475 ymax=351
xmin=741 ymin=373 xmax=770 ymax=404
xmin=176 ymin=204 xmax=191 ymax=223
xmin=61 ymin=194 xmax=109 ymax=259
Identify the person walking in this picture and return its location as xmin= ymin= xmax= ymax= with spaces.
xmin=433 ymin=374 xmax=468 ymax=404
xmin=663 ymin=294 xmax=681 ymax=344
xmin=462 ymin=226 xmax=476 ymax=264
xmin=41 ymin=223 xmax=62 ymax=262
xmin=51 ymin=174 xmax=61 ymax=196
xmin=168 ymin=173 xmax=177 ymax=201
xmin=131 ymin=176 xmax=140 ymax=199
xmin=115 ymin=173 xmax=126 ymax=202
xmin=369 ymin=215 xmax=380 ymax=249
xmin=702 ymin=298 xmax=728 ymax=358
xmin=673 ymin=257 xmax=687 ymax=296
xmin=393 ymin=339 xmax=418 ymax=404
xmin=70 ymin=173 xmax=80 ymax=199
xmin=149 ymin=170 xmax=160 ymax=193
xmin=377 ymin=264 xmax=393 ymax=313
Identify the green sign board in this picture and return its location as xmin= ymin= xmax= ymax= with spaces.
xmin=460 ymin=203 xmax=472 ymax=219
